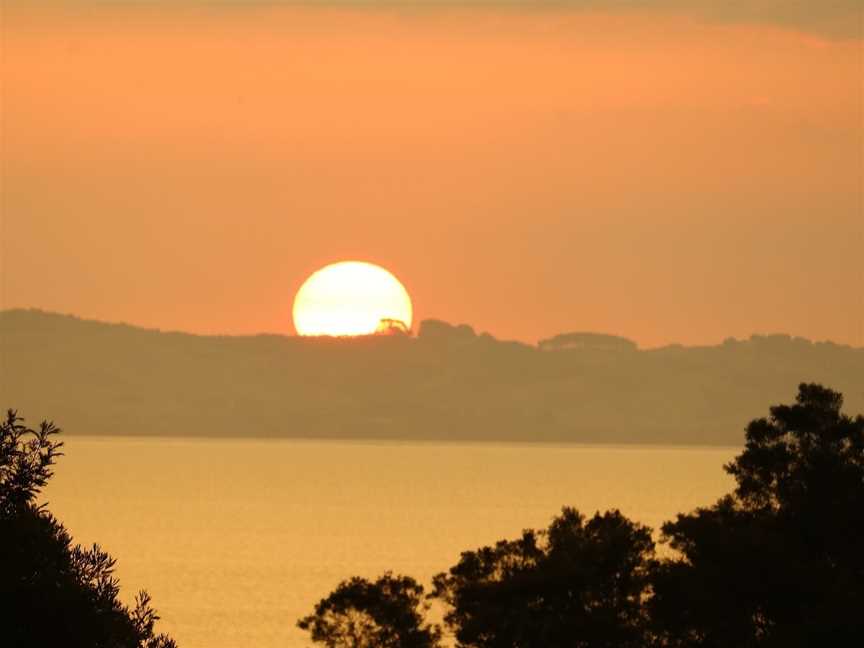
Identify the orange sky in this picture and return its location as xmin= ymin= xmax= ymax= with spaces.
xmin=2 ymin=5 xmax=862 ymax=347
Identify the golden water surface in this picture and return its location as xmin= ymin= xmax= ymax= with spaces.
xmin=45 ymin=437 xmax=736 ymax=647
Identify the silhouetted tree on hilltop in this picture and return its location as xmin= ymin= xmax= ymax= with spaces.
xmin=0 ymin=410 xmax=176 ymax=648
xmin=650 ymin=383 xmax=864 ymax=646
xmin=430 ymin=508 xmax=655 ymax=648
xmin=297 ymin=572 xmax=441 ymax=648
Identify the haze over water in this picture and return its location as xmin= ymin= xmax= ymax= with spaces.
xmin=45 ymin=436 xmax=736 ymax=647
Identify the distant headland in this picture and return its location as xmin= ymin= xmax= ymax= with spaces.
xmin=2 ymin=309 xmax=862 ymax=445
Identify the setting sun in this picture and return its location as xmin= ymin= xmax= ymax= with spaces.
xmin=292 ymin=261 xmax=413 ymax=336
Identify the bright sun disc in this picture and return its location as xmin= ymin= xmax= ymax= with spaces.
xmin=292 ymin=261 xmax=413 ymax=336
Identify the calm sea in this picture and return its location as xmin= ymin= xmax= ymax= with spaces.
xmin=44 ymin=437 xmax=736 ymax=648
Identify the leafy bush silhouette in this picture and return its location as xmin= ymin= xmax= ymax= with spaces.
xmin=651 ymin=383 xmax=864 ymax=647
xmin=0 ymin=410 xmax=176 ymax=648
xmin=297 ymin=572 xmax=442 ymax=648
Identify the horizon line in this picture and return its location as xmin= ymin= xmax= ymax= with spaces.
xmin=2 ymin=307 xmax=861 ymax=352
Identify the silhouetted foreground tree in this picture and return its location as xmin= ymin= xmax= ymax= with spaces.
xmin=297 ymin=572 xmax=442 ymax=648
xmin=299 ymin=384 xmax=863 ymax=647
xmin=299 ymin=510 xmax=654 ymax=648
xmin=651 ymin=383 xmax=864 ymax=646
xmin=431 ymin=508 xmax=654 ymax=648
xmin=0 ymin=410 xmax=176 ymax=648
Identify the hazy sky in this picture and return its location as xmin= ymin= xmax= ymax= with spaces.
xmin=2 ymin=2 xmax=862 ymax=347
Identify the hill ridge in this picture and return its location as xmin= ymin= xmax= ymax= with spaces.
xmin=2 ymin=309 xmax=862 ymax=445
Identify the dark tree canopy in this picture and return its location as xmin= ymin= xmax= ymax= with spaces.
xmin=297 ymin=572 xmax=442 ymax=648
xmin=651 ymin=384 xmax=864 ymax=647
xmin=431 ymin=508 xmax=655 ymax=648
xmin=0 ymin=410 xmax=176 ymax=648
xmin=301 ymin=384 xmax=863 ymax=648
xmin=0 ymin=410 xmax=63 ymax=516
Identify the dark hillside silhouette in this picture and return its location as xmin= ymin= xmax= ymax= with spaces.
xmin=2 ymin=309 xmax=862 ymax=444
